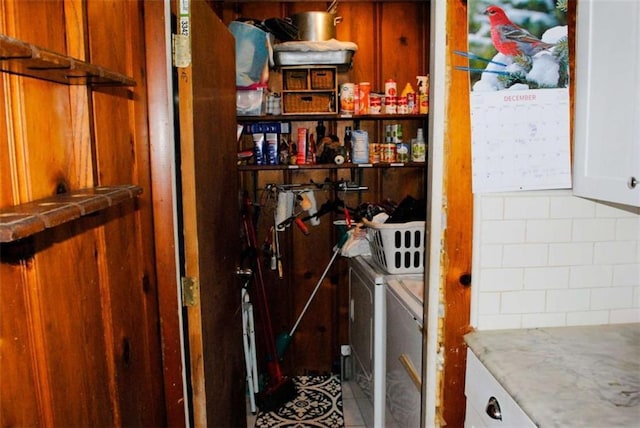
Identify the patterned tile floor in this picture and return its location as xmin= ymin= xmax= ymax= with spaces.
xmin=248 ymin=380 xmax=399 ymax=428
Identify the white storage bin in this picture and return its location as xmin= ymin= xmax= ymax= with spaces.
xmin=236 ymin=87 xmax=264 ymax=116
xmin=364 ymin=219 xmax=425 ymax=274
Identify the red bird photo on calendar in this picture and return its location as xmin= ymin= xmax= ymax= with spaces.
xmin=461 ymin=0 xmax=569 ymax=91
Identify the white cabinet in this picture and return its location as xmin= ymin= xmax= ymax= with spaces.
xmin=573 ymin=0 xmax=640 ymax=207
xmin=464 ymin=350 xmax=535 ymax=428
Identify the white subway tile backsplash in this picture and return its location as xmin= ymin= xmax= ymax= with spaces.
xmin=549 ymin=195 xmax=596 ymax=218
xmin=481 ymin=220 xmax=526 ymax=243
xmin=548 ymin=242 xmax=594 ymax=266
xmin=478 ymin=268 xmax=524 ymax=291
xmin=526 ymin=219 xmax=572 ymax=242
xmin=590 ymin=287 xmax=634 ymax=310
xmin=501 ymin=290 xmax=546 ymax=314
xmin=478 ymin=292 xmax=500 ymax=314
xmin=595 ymin=201 xmax=640 ymax=218
xmin=546 ymin=289 xmax=590 ymax=312
xmin=615 ymin=217 xmax=640 ymax=241
xmin=523 ymin=267 xmax=569 ymax=290
xmin=502 ymin=243 xmax=548 ymax=267
xmin=612 ymin=264 xmax=640 ymax=287
xmin=569 ymin=265 xmax=613 ymax=288
xmin=566 ymin=310 xmax=610 ymax=326
xmin=522 ymin=312 xmax=566 ymax=328
xmin=572 ymin=218 xmax=616 ymax=242
xmin=504 ymin=197 xmax=549 ymax=219
xmin=593 ymin=241 xmax=637 ymax=264
xmin=481 ymin=196 xmax=505 ymax=220
xmin=609 ymin=308 xmax=640 ymax=324
xmin=478 ymin=244 xmax=503 ymax=268
xmin=472 ymin=191 xmax=640 ymax=331
xmin=477 ymin=314 xmax=522 ymax=330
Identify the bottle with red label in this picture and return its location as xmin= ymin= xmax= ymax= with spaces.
xmin=385 ymin=79 xmax=397 ymax=114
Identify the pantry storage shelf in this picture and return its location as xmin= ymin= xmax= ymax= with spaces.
xmin=0 ymin=185 xmax=142 ymax=243
xmin=237 ymin=162 xmax=426 ymax=171
xmin=236 ymin=113 xmax=428 ymax=122
xmin=0 ymin=34 xmax=136 ymax=86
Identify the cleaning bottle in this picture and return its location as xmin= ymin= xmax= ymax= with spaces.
xmin=412 ymin=128 xmax=426 ymax=162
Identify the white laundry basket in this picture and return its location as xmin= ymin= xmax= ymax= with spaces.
xmin=363 ymin=219 xmax=426 ymax=274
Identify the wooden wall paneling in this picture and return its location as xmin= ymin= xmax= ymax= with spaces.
xmin=287 ymin=168 xmax=336 ymax=373
xmin=86 ymin=0 xmax=165 ymax=425
xmin=336 ymin=2 xmax=376 ymax=85
xmin=2 ymin=0 xmax=81 ymax=200
xmin=1 ymin=1 xmax=112 ymax=425
xmin=63 ymin=0 xmax=94 ymax=189
xmin=1 ymin=0 xmax=166 ymax=425
xmin=0 ymin=259 xmax=40 ymax=427
xmin=1 ymin=77 xmax=13 ymax=207
xmin=441 ymin=0 xmax=473 ymax=426
xmin=32 ymin=224 xmax=115 ymax=426
xmin=223 ymin=1 xmax=286 ymax=23
xmin=379 ymin=2 xmax=426 ymax=91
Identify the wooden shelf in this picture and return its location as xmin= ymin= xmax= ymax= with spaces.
xmin=238 ymin=161 xmax=426 ymax=171
xmin=0 ymin=34 xmax=136 ymax=86
xmin=236 ymin=113 xmax=428 ymax=122
xmin=0 ymin=185 xmax=142 ymax=243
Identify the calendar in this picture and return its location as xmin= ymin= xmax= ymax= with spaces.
xmin=471 ymin=89 xmax=571 ymax=192
xmin=465 ymin=0 xmax=572 ymax=193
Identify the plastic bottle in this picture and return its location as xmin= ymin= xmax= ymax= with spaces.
xmin=344 ymin=126 xmax=352 ymax=163
xmin=316 ymin=120 xmax=326 ymax=141
xmin=412 ymin=128 xmax=426 ymax=162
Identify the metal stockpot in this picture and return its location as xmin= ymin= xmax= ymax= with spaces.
xmin=291 ymin=11 xmax=343 ymax=41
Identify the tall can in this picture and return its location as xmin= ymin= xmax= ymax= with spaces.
xmin=359 ymin=82 xmax=371 ymax=114
xmin=386 ymin=124 xmax=393 ymax=143
xmin=395 ymin=124 xmax=403 ymax=143
xmin=340 ymin=83 xmax=355 ymax=114
xmin=384 ymin=79 xmax=397 ymax=114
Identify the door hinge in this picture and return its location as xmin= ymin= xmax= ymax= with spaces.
xmin=172 ymin=33 xmax=191 ymax=68
xmin=181 ymin=276 xmax=199 ymax=307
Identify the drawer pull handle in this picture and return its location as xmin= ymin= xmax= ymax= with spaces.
xmin=399 ymin=353 xmax=422 ymax=391
xmin=486 ymin=396 xmax=502 ymax=420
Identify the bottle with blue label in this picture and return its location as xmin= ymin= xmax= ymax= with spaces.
xmin=351 ymin=129 xmax=369 ymax=164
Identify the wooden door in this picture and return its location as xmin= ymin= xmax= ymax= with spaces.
xmin=174 ymin=1 xmax=245 ymax=426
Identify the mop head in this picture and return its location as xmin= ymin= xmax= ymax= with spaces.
xmin=257 ymin=376 xmax=297 ymax=413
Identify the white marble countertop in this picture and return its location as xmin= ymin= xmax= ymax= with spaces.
xmin=465 ymin=323 xmax=640 ymax=427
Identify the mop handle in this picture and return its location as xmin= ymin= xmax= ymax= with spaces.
xmin=288 ymin=245 xmax=341 ymax=337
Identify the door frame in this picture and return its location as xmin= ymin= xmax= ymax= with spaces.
xmin=143 ymin=0 xmax=189 ymax=426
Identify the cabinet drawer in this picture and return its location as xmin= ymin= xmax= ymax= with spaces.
xmin=310 ymin=68 xmax=335 ymax=90
xmin=465 ymin=349 xmax=535 ymax=428
xmin=283 ymin=69 xmax=309 ymax=90
xmin=283 ymin=92 xmax=335 ymax=114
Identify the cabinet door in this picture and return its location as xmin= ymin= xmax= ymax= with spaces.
xmin=573 ymin=0 xmax=640 ymax=207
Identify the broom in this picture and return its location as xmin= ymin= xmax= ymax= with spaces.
xmin=242 ymin=195 xmax=296 ymax=412
xmin=275 ymin=223 xmax=349 ymax=359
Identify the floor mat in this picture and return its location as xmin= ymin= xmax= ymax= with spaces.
xmin=255 ymin=374 xmax=344 ymax=427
